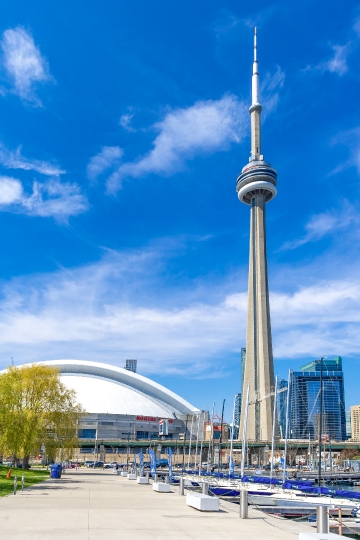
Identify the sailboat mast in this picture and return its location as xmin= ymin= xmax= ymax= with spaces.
xmin=318 ymin=357 xmax=323 ymax=488
xmin=194 ymin=412 xmax=201 ymax=472
xmin=270 ymin=375 xmax=278 ymax=479
xmin=241 ymin=384 xmax=250 ymax=478
xmin=283 ymin=369 xmax=291 ymax=483
xmin=218 ymin=399 xmax=225 ymax=471
xmin=207 ymin=402 xmax=215 ymax=473
xmin=229 ymin=393 xmax=237 ymax=478
xmin=187 ymin=414 xmax=194 ymax=469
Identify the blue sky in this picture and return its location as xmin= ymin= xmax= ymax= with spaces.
xmin=0 ymin=0 xmax=360 ymax=422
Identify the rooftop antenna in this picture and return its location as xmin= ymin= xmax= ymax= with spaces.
xmin=11 ymin=357 xmax=14 ymax=366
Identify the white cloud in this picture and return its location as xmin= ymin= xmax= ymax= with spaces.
xmin=1 ymin=239 xmax=360 ymax=375
xmin=0 ymin=176 xmax=88 ymax=221
xmin=119 ymin=110 xmax=136 ymax=132
xmin=241 ymin=7 xmax=276 ymax=29
xmin=106 ymin=95 xmax=247 ymax=192
xmin=280 ymin=204 xmax=359 ymax=250
xmin=318 ymin=43 xmax=351 ymax=76
xmin=0 ymin=176 xmax=23 ymax=204
xmin=87 ymin=146 xmax=123 ymax=182
xmin=261 ymin=66 xmax=285 ymax=118
xmin=330 ymin=127 xmax=360 ymax=175
xmin=0 ymin=26 xmax=52 ymax=105
xmin=0 ymin=143 xmax=65 ymax=176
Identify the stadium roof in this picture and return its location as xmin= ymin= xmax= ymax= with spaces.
xmin=22 ymin=360 xmax=199 ymax=417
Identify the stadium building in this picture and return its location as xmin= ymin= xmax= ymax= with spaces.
xmin=24 ymin=360 xmax=201 ymax=455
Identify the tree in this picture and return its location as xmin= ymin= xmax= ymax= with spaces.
xmin=0 ymin=364 xmax=83 ymax=467
xmin=340 ymin=447 xmax=360 ymax=461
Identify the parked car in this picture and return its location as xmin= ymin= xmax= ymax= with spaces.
xmin=85 ymin=461 xmax=95 ymax=467
xmin=103 ymin=462 xmax=118 ymax=469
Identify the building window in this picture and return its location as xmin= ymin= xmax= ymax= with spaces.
xmin=78 ymin=429 xmax=96 ymax=439
xmin=136 ymin=431 xmax=149 ymax=439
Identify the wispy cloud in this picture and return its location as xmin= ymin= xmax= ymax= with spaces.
xmin=119 ymin=109 xmax=136 ymax=132
xmin=330 ymin=127 xmax=360 ymax=175
xmin=86 ymin=146 xmax=123 ymax=182
xmin=317 ymin=43 xmax=352 ymax=76
xmin=106 ymin=95 xmax=247 ymax=193
xmin=241 ymin=7 xmax=276 ymax=29
xmin=261 ymin=66 xmax=285 ymax=118
xmin=0 ymin=26 xmax=52 ymax=106
xmin=212 ymin=10 xmax=240 ymax=40
xmin=0 ymin=143 xmax=65 ymax=176
xmin=280 ymin=204 xmax=359 ymax=251
xmin=0 ymin=176 xmax=88 ymax=221
xmin=1 ymin=240 xmax=360 ymax=374
xmin=304 ymin=16 xmax=360 ymax=77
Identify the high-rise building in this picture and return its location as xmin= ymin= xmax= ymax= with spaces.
xmin=289 ymin=357 xmax=346 ymax=441
xmin=277 ymin=378 xmax=288 ymax=439
xmin=350 ymin=405 xmax=360 ymax=441
xmin=124 ymin=359 xmax=137 ymax=373
xmin=346 ymin=411 xmax=351 ymax=439
xmin=231 ymin=393 xmax=242 ymax=439
xmin=237 ymin=28 xmax=277 ymax=441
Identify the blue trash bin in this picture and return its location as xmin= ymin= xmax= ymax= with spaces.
xmin=50 ymin=465 xmax=61 ymax=479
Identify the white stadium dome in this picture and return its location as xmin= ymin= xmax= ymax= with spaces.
xmin=25 ymin=360 xmax=199 ymax=418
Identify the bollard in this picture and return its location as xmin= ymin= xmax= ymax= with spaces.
xmin=146 ymin=472 xmax=149 ymax=481
xmin=21 ymin=475 xmax=24 ymax=492
xmin=165 ymin=475 xmax=169 ymax=484
xmin=202 ymin=481 xmax=209 ymax=495
xmin=239 ymin=490 xmax=248 ymax=519
xmin=179 ymin=477 xmax=185 ymax=496
xmin=316 ymin=506 xmax=329 ymax=534
xmin=154 ymin=473 xmax=158 ymax=483
xmin=13 ymin=475 xmax=18 ymax=496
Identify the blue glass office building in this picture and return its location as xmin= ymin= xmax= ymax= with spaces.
xmin=290 ymin=357 xmax=346 ymax=441
xmin=277 ymin=379 xmax=288 ymax=439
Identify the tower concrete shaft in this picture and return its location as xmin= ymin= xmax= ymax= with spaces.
xmin=236 ymin=28 xmax=277 ymax=442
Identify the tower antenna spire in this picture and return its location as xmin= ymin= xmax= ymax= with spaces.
xmin=252 ymin=27 xmax=260 ymax=108
xmin=254 ymin=26 xmax=257 ymax=62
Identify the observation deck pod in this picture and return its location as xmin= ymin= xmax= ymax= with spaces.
xmin=236 ymin=159 xmax=277 ymax=204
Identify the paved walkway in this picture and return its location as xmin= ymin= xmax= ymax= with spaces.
xmin=0 ymin=469 xmax=315 ymax=539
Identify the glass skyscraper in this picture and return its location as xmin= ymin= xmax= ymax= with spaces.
xmin=289 ymin=357 xmax=346 ymax=441
xmin=277 ymin=378 xmax=288 ymax=439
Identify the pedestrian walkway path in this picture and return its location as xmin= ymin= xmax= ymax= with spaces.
xmin=0 ymin=469 xmax=314 ymax=539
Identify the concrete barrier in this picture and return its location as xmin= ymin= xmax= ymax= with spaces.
xmin=153 ymin=482 xmax=170 ymax=493
xmin=121 ymin=472 xmax=128 ymax=477
xmin=137 ymin=476 xmax=149 ymax=484
xmin=128 ymin=473 xmax=137 ymax=480
xmin=186 ymin=493 xmax=219 ymax=512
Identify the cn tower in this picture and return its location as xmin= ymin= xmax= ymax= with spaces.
xmin=237 ymin=28 xmax=277 ymax=442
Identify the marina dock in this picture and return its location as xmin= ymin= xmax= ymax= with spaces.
xmin=0 ymin=469 xmax=319 ymax=539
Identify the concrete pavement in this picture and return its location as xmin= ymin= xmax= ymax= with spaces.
xmin=0 ymin=469 xmax=315 ymax=539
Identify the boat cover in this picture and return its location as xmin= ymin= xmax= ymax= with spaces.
xmin=283 ymin=482 xmax=360 ymax=500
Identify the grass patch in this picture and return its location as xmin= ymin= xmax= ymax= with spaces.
xmin=0 ymin=465 xmax=49 ymax=497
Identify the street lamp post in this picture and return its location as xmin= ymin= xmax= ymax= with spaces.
xmin=125 ymin=432 xmax=131 ymax=471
